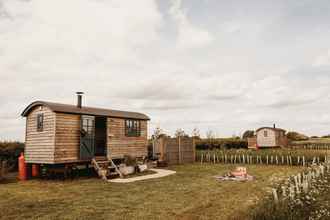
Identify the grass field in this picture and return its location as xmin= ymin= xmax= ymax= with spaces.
xmin=0 ymin=164 xmax=303 ymax=220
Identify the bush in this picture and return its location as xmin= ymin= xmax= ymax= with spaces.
xmin=287 ymin=132 xmax=309 ymax=141
xmin=195 ymin=138 xmax=248 ymax=150
xmin=0 ymin=141 xmax=25 ymax=170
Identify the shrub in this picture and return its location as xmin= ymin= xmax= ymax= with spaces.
xmin=0 ymin=141 xmax=24 ymax=170
xmin=195 ymin=138 xmax=248 ymax=150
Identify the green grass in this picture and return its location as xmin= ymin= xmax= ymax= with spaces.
xmin=0 ymin=164 xmax=303 ymax=220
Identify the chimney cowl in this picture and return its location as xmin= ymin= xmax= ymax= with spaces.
xmin=273 ymin=124 xmax=276 ymax=128
xmin=76 ymin=92 xmax=84 ymax=108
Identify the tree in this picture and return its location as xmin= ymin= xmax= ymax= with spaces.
xmin=152 ymin=126 xmax=163 ymax=140
xmin=192 ymin=127 xmax=200 ymax=138
xmin=287 ymin=131 xmax=309 ymax=141
xmin=175 ymin=128 xmax=186 ymax=138
xmin=206 ymin=129 xmax=215 ymax=140
xmin=242 ymin=130 xmax=255 ymax=140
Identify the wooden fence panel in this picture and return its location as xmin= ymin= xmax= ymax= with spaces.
xmin=155 ymin=136 xmax=196 ymax=165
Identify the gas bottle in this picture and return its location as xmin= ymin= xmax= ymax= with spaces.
xmin=32 ymin=164 xmax=40 ymax=177
xmin=18 ymin=152 xmax=27 ymax=181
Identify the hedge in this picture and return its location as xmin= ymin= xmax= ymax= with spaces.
xmin=195 ymin=138 xmax=248 ymax=150
xmin=0 ymin=141 xmax=25 ymax=170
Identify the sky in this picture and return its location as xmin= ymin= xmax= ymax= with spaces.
xmin=1 ymin=0 xmax=330 ymax=140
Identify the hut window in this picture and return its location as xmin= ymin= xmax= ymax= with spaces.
xmin=264 ymin=130 xmax=268 ymax=137
xmin=125 ymin=120 xmax=141 ymax=137
xmin=37 ymin=113 xmax=44 ymax=132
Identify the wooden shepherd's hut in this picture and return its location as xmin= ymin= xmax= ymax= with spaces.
xmin=21 ymin=93 xmax=150 ymax=178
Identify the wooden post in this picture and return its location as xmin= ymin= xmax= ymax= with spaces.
xmin=178 ymin=136 xmax=181 ymax=164
xmin=294 ymin=176 xmax=300 ymax=194
xmin=303 ymin=156 xmax=305 ymax=166
xmin=192 ymin=137 xmax=196 ymax=163
xmin=289 ymin=184 xmax=295 ymax=200
xmin=281 ymin=186 xmax=287 ymax=197
xmin=272 ymin=188 xmax=279 ymax=203
xmin=266 ymin=155 xmax=269 ymax=165
xmin=201 ymin=153 xmax=204 ymax=164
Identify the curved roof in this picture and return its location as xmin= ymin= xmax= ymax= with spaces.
xmin=21 ymin=101 xmax=150 ymax=120
xmin=256 ymin=127 xmax=286 ymax=132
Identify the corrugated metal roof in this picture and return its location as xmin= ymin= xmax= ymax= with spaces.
xmin=21 ymin=101 xmax=150 ymax=120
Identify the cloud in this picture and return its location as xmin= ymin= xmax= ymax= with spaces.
xmin=313 ymin=50 xmax=330 ymax=67
xmin=1 ymin=0 xmax=330 ymax=139
xmin=169 ymin=0 xmax=213 ymax=49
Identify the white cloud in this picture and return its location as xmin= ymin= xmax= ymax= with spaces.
xmin=169 ymin=0 xmax=213 ymax=49
xmin=1 ymin=0 xmax=330 ymax=140
xmin=313 ymin=50 xmax=330 ymax=67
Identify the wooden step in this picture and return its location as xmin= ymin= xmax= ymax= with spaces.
xmin=91 ymin=157 xmax=124 ymax=181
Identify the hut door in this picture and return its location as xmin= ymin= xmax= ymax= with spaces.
xmin=80 ymin=115 xmax=95 ymax=160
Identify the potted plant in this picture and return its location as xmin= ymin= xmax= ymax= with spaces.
xmin=119 ymin=155 xmax=136 ymax=175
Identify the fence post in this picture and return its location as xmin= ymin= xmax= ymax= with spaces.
xmin=289 ymin=184 xmax=295 ymax=200
xmin=272 ymin=188 xmax=279 ymax=203
xmin=281 ymin=186 xmax=287 ymax=197
xmin=178 ymin=136 xmax=181 ymax=164
xmin=303 ymin=156 xmax=305 ymax=166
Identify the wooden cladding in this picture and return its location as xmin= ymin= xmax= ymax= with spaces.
xmin=108 ymin=118 xmax=148 ymax=159
xmin=24 ymin=104 xmax=148 ymax=164
xmin=25 ymin=106 xmax=56 ymax=164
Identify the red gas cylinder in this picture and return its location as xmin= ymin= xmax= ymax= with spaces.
xmin=18 ymin=153 xmax=27 ymax=181
xmin=32 ymin=164 xmax=40 ymax=177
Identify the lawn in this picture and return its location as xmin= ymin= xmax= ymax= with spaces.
xmin=0 ymin=164 xmax=303 ymax=220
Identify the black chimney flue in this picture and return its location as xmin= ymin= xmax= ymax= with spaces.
xmin=76 ymin=92 xmax=84 ymax=108
xmin=273 ymin=123 xmax=276 ymax=128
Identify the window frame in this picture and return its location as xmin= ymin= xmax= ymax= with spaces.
xmin=37 ymin=113 xmax=44 ymax=132
xmin=125 ymin=119 xmax=141 ymax=137
xmin=264 ymin=130 xmax=268 ymax=137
